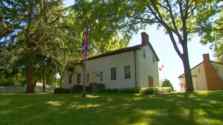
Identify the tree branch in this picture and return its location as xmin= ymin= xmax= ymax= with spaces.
xmin=167 ymin=28 xmax=183 ymax=59
xmin=147 ymin=2 xmax=183 ymax=58
xmin=165 ymin=0 xmax=183 ymax=42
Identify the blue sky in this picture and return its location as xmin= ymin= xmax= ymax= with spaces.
xmin=63 ymin=0 xmax=215 ymax=91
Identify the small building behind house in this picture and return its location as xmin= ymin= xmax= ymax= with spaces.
xmin=179 ymin=54 xmax=223 ymax=91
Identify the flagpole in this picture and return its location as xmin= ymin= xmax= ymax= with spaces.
xmin=82 ymin=27 xmax=89 ymax=98
xmin=82 ymin=60 xmax=87 ymax=97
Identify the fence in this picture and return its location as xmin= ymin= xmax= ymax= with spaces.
xmin=0 ymin=86 xmax=55 ymax=93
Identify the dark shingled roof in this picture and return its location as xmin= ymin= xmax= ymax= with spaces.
xmin=87 ymin=41 xmax=159 ymax=61
xmin=69 ymin=40 xmax=159 ymax=65
xmin=87 ymin=45 xmax=141 ymax=60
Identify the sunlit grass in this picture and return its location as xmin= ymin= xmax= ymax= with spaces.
xmin=0 ymin=91 xmax=223 ymax=125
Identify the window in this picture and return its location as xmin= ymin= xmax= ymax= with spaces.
xmin=87 ymin=73 xmax=90 ymax=82
xmin=99 ymin=72 xmax=103 ymax=81
xmin=68 ymin=73 xmax=72 ymax=84
xmin=110 ymin=67 xmax=116 ymax=80
xmin=77 ymin=73 xmax=81 ymax=84
xmin=124 ymin=65 xmax=131 ymax=79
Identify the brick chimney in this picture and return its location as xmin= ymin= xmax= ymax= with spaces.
xmin=141 ymin=32 xmax=149 ymax=46
xmin=203 ymin=53 xmax=210 ymax=63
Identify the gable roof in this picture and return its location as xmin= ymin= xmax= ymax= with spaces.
xmin=178 ymin=61 xmax=223 ymax=78
xmin=87 ymin=42 xmax=159 ymax=61
xmin=68 ymin=37 xmax=159 ymax=66
xmin=87 ymin=45 xmax=141 ymax=61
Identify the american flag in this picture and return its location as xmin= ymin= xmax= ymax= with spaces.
xmin=82 ymin=30 xmax=88 ymax=61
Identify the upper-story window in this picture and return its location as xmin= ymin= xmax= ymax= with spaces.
xmin=124 ymin=65 xmax=131 ymax=79
xmin=111 ymin=67 xmax=117 ymax=80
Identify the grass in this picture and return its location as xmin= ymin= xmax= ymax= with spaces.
xmin=0 ymin=91 xmax=223 ymax=125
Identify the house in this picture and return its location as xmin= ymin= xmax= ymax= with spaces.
xmin=62 ymin=32 xmax=159 ymax=89
xmin=179 ymin=54 xmax=223 ymax=91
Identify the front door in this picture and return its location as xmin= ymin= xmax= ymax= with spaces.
xmin=148 ymin=76 xmax=154 ymax=87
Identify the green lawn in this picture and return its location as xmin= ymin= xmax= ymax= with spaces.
xmin=0 ymin=91 xmax=223 ymax=125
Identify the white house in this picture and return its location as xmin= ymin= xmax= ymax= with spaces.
xmin=63 ymin=32 xmax=159 ymax=89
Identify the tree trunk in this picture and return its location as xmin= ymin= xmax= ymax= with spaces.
xmin=182 ymin=43 xmax=194 ymax=92
xmin=26 ymin=64 xmax=35 ymax=93
xmin=42 ymin=69 xmax=46 ymax=92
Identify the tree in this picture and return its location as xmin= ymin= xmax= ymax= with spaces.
xmin=123 ymin=0 xmax=220 ymax=92
xmin=162 ymin=79 xmax=174 ymax=91
xmin=71 ymin=0 xmax=221 ymax=92
xmin=201 ymin=5 xmax=223 ymax=60
xmin=67 ymin=1 xmax=131 ymax=97
xmin=1 ymin=0 xmax=65 ymax=93
xmin=72 ymin=0 xmax=129 ymax=54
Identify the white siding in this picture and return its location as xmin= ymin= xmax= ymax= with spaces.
xmin=135 ymin=45 xmax=159 ymax=88
xmin=63 ymin=51 xmax=136 ymax=89
xmin=179 ymin=63 xmax=208 ymax=91
xmin=63 ymin=44 xmax=159 ymax=89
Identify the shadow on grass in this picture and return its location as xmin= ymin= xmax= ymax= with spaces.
xmin=0 ymin=92 xmax=223 ymax=125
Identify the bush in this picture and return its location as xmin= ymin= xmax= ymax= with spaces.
xmin=139 ymin=87 xmax=158 ymax=95
xmin=97 ymin=88 xmax=139 ymax=94
xmin=0 ymin=78 xmax=15 ymax=86
xmin=158 ymin=87 xmax=173 ymax=94
xmin=119 ymin=88 xmax=140 ymax=93
xmin=71 ymin=85 xmax=83 ymax=93
xmin=89 ymin=83 xmax=105 ymax=92
xmin=54 ymin=88 xmax=71 ymax=94
xmin=70 ymin=84 xmax=106 ymax=93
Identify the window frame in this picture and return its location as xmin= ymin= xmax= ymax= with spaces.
xmin=110 ymin=67 xmax=117 ymax=80
xmin=68 ymin=73 xmax=73 ymax=84
xmin=76 ymin=73 xmax=81 ymax=84
xmin=124 ymin=65 xmax=131 ymax=79
xmin=99 ymin=72 xmax=103 ymax=82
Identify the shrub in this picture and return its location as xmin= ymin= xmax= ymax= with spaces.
xmin=54 ymin=88 xmax=71 ymax=94
xmin=90 ymin=83 xmax=105 ymax=92
xmin=0 ymin=78 xmax=15 ymax=86
xmin=97 ymin=88 xmax=139 ymax=94
xmin=139 ymin=87 xmax=158 ymax=96
xmin=71 ymin=85 xmax=83 ymax=93
xmin=158 ymin=87 xmax=173 ymax=94
xmin=119 ymin=88 xmax=140 ymax=93
xmin=161 ymin=79 xmax=174 ymax=91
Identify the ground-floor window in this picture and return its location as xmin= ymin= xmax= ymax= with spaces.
xmin=68 ymin=73 xmax=72 ymax=84
xmin=111 ymin=67 xmax=117 ymax=80
xmin=124 ymin=65 xmax=131 ymax=79
xmin=77 ymin=73 xmax=81 ymax=84
xmin=87 ymin=73 xmax=90 ymax=82
xmin=99 ymin=72 xmax=103 ymax=82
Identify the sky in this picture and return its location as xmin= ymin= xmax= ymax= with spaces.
xmin=130 ymin=26 xmax=214 ymax=91
xmin=63 ymin=0 xmax=215 ymax=91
